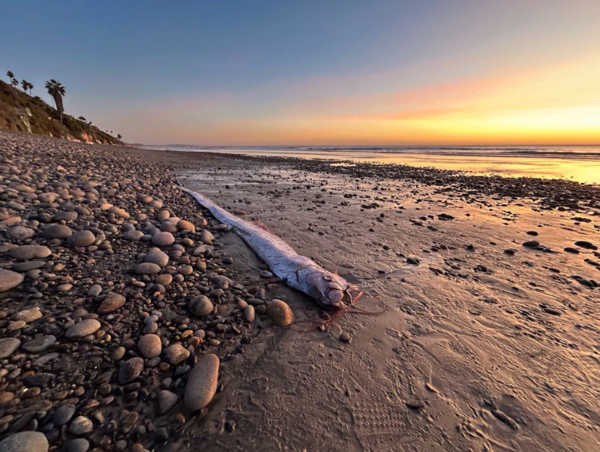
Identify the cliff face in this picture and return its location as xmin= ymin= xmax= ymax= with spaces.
xmin=0 ymin=80 xmax=122 ymax=145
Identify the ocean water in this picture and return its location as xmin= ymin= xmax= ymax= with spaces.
xmin=146 ymin=144 xmax=600 ymax=184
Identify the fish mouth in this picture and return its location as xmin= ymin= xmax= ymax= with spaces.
xmin=341 ymin=290 xmax=353 ymax=307
xmin=322 ymin=289 xmax=353 ymax=310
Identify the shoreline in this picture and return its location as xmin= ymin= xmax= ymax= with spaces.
xmin=146 ymin=144 xmax=600 ymax=185
xmin=1 ymin=131 xmax=600 ymax=451
xmin=147 ymin=148 xmax=600 ymax=211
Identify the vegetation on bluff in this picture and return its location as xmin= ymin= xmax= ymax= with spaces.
xmin=0 ymin=71 xmax=122 ymax=145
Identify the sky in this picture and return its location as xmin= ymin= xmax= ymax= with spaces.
xmin=2 ymin=0 xmax=600 ymax=145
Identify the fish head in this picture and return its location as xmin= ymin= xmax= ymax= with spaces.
xmin=311 ymin=271 xmax=353 ymax=309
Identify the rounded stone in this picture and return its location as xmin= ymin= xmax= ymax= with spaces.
xmin=68 ymin=230 xmax=96 ymax=247
xmin=157 ymin=390 xmax=179 ymax=414
xmin=143 ymin=322 xmax=158 ymax=334
xmin=110 ymin=207 xmax=130 ymax=219
xmin=119 ymin=357 xmax=144 ymax=384
xmin=160 ymin=221 xmax=178 ymax=233
xmin=151 ymin=231 xmax=175 ymax=247
xmin=145 ymin=248 xmax=169 ymax=267
xmin=200 ymin=230 xmax=214 ymax=244
xmin=243 ymin=305 xmax=255 ymax=323
xmin=112 ymin=346 xmax=126 ymax=361
xmin=184 ymin=354 xmax=219 ymax=411
xmin=42 ymin=224 xmax=73 ymax=239
xmin=155 ymin=274 xmax=172 ymax=285
xmin=178 ymin=265 xmax=193 ymax=276
xmin=52 ymin=404 xmax=76 ymax=426
xmin=122 ymin=230 xmax=144 ymax=241
xmin=53 ymin=211 xmax=78 ymax=222
xmin=138 ymin=334 xmax=162 ymax=358
xmin=7 ymin=226 xmax=35 ymax=241
xmin=15 ymin=307 xmax=42 ymax=322
xmin=135 ymin=262 xmax=161 ymax=275
xmin=11 ymin=261 xmax=45 ymax=272
xmin=177 ymin=220 xmax=195 ymax=232
xmin=87 ymin=285 xmax=102 ymax=297
xmin=9 ymin=245 xmax=52 ymax=260
xmin=7 ymin=320 xmax=25 ymax=331
xmin=0 ymin=269 xmax=24 ymax=292
xmin=98 ymin=292 xmax=126 ymax=314
xmin=194 ymin=296 xmax=213 ymax=316
xmin=157 ymin=210 xmax=170 ymax=221
xmin=68 ymin=416 xmax=93 ymax=436
xmin=37 ymin=192 xmax=59 ymax=203
xmin=0 ymin=392 xmax=14 ymax=405
xmin=267 ymin=299 xmax=293 ymax=326
xmin=22 ymin=335 xmax=56 ymax=353
xmin=63 ymin=438 xmax=90 ymax=452
xmin=0 ymin=338 xmax=21 ymax=359
xmin=164 ymin=343 xmax=190 ymax=365
xmin=65 ymin=319 xmax=101 ymax=339
xmin=0 ymin=431 xmax=49 ymax=452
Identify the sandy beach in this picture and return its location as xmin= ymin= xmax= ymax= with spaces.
xmin=170 ymin=149 xmax=600 ymax=451
xmin=1 ymin=131 xmax=600 ymax=451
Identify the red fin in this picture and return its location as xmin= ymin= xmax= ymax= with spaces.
xmin=253 ymin=221 xmax=271 ymax=233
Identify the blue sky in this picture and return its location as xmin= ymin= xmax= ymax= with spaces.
xmin=2 ymin=1 xmax=600 ymax=144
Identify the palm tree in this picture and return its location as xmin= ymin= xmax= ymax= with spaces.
xmin=117 ymin=134 xmax=122 ymax=140
xmin=45 ymin=79 xmax=66 ymax=119
xmin=11 ymin=78 xmax=18 ymax=88
xmin=28 ymin=82 xmax=33 ymax=95
xmin=21 ymin=80 xmax=30 ymax=92
xmin=6 ymin=71 xmax=14 ymax=80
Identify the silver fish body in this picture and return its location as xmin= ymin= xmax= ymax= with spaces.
xmin=179 ymin=186 xmax=352 ymax=308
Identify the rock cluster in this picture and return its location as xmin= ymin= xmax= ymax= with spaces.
xmin=0 ymin=132 xmax=293 ymax=451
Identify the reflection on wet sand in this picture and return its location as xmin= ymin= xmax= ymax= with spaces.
xmin=201 ymin=149 xmax=600 ymax=184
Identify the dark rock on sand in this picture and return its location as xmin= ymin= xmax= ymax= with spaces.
xmin=575 ymin=240 xmax=598 ymax=250
xmin=158 ymin=390 xmax=179 ymax=413
xmin=193 ymin=296 xmax=214 ymax=316
xmin=119 ymin=357 xmax=144 ymax=384
xmin=63 ymin=438 xmax=90 ymax=452
xmin=52 ymin=404 xmax=76 ymax=426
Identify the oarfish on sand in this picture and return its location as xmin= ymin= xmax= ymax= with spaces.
xmin=179 ymin=186 xmax=355 ymax=309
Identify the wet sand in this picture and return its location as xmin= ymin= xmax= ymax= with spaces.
xmin=158 ymin=151 xmax=600 ymax=451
